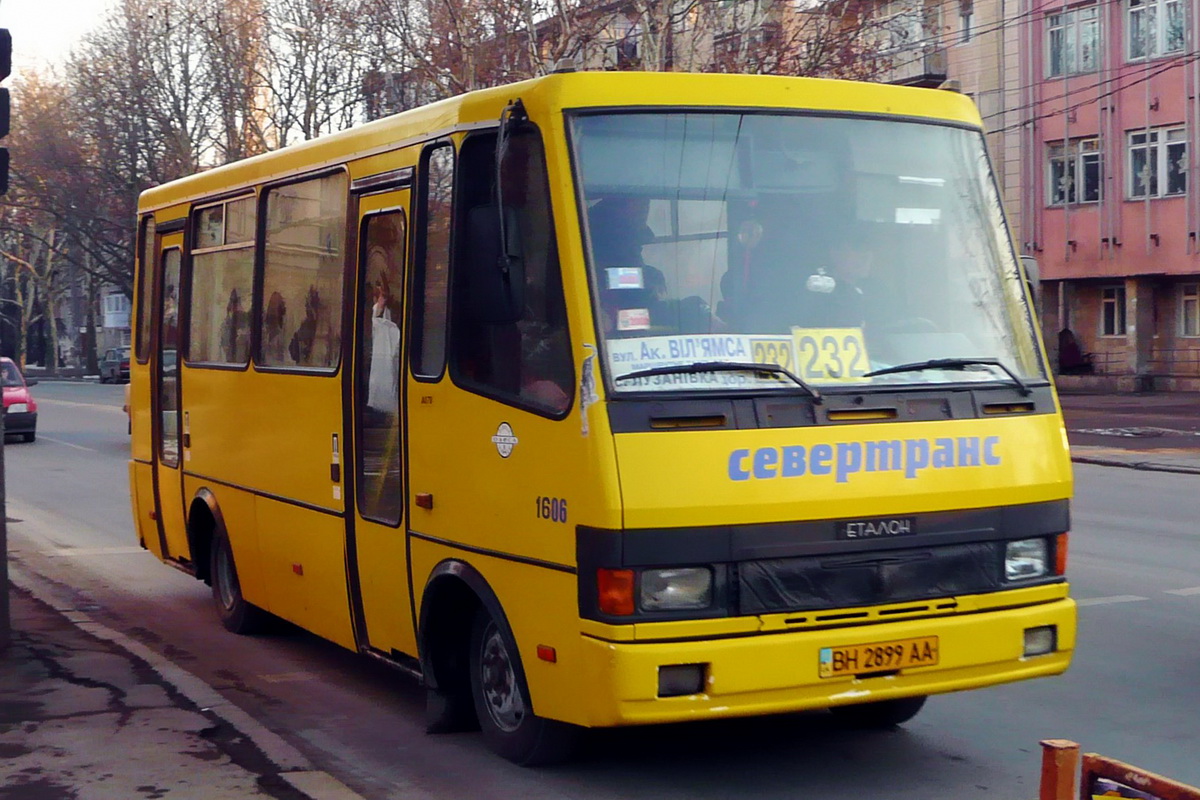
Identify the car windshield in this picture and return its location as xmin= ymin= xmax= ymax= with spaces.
xmin=570 ymin=112 xmax=1045 ymax=394
xmin=1 ymin=362 xmax=24 ymax=388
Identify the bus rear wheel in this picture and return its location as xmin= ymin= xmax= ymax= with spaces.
xmin=468 ymin=608 xmax=578 ymax=766
xmin=210 ymin=530 xmax=268 ymax=635
xmin=830 ymin=695 xmax=927 ymax=728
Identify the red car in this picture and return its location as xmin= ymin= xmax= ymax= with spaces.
xmin=2 ymin=357 xmax=38 ymax=442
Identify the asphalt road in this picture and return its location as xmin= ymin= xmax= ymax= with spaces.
xmin=7 ymin=381 xmax=1200 ymax=798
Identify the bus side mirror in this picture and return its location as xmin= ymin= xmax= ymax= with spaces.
xmin=466 ymin=204 xmax=525 ymax=324
xmin=1020 ymin=255 xmax=1040 ymax=313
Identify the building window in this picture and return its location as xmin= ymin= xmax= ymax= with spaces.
xmin=1102 ymin=285 xmax=1127 ymax=336
xmin=959 ymin=0 xmax=974 ymax=42
xmin=1181 ymin=284 xmax=1200 ymax=336
xmin=875 ymin=0 xmax=931 ymax=51
xmin=1048 ymin=138 xmax=1102 ymax=205
xmin=1127 ymin=0 xmax=1185 ymax=61
xmin=1046 ymin=6 xmax=1099 ymax=76
xmin=1128 ymin=127 xmax=1186 ymax=199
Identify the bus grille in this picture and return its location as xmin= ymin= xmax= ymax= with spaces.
xmin=737 ymin=542 xmax=1002 ymax=615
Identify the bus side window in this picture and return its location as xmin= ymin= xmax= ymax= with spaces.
xmin=449 ymin=128 xmax=574 ymax=416
xmin=412 ymin=143 xmax=454 ymax=379
xmin=258 ymin=172 xmax=349 ymax=371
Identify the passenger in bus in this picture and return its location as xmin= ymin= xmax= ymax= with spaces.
xmin=221 ymin=288 xmax=247 ymax=363
xmin=367 ymin=276 xmax=401 ymax=415
xmin=263 ymin=291 xmax=287 ymax=362
xmin=807 ymin=239 xmax=874 ymax=329
xmin=288 ymin=286 xmax=321 ymax=365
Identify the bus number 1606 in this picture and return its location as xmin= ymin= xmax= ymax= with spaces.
xmin=536 ymin=496 xmax=568 ymax=523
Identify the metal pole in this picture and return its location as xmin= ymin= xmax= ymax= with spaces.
xmin=0 ymin=407 xmax=9 ymax=651
xmin=1039 ymin=739 xmax=1080 ymax=800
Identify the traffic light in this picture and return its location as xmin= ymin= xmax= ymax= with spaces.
xmin=0 ymin=28 xmax=10 ymax=195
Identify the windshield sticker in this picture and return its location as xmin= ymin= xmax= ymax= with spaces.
xmin=728 ymin=435 xmax=1001 ymax=483
xmin=607 ymin=331 xmax=871 ymax=390
xmin=606 ymin=267 xmax=644 ymax=289
xmin=791 ymin=328 xmax=870 ymax=383
xmin=579 ymin=344 xmax=600 ymax=437
xmin=617 ymin=308 xmax=651 ymax=331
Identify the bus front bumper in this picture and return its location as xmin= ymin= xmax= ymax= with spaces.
xmin=574 ymin=595 xmax=1075 ymax=727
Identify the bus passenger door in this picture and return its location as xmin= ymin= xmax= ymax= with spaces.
xmin=152 ymin=237 xmax=190 ymax=561
xmin=347 ymin=188 xmax=416 ymax=658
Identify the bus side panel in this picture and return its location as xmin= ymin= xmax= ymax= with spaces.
xmin=184 ymin=369 xmax=345 ymax=513
xmin=255 ymin=496 xmax=356 ymax=651
xmin=409 ymin=539 xmax=591 ymax=727
xmin=129 ymin=363 xmax=155 ymax=464
xmin=129 ymin=461 xmax=162 ymax=559
xmin=183 ymin=478 xmax=266 ymax=611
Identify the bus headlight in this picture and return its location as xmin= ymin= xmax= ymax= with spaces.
xmin=1005 ymin=538 xmax=1049 ymax=581
xmin=640 ymin=568 xmax=713 ymax=611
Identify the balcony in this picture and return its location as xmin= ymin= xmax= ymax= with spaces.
xmin=886 ymin=46 xmax=948 ymax=89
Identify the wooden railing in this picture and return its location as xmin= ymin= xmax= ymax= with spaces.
xmin=1040 ymin=739 xmax=1200 ymax=800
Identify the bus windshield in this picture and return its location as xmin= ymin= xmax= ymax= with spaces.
xmin=570 ymin=111 xmax=1046 ymax=394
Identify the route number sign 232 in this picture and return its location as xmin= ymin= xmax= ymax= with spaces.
xmin=749 ymin=328 xmax=870 ymax=382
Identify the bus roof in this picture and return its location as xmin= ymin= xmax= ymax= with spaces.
xmin=137 ymin=70 xmax=982 ymax=214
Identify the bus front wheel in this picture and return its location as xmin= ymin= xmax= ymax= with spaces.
xmin=468 ymin=608 xmax=578 ymax=766
xmin=211 ymin=530 xmax=268 ymax=635
xmin=829 ymin=695 xmax=927 ymax=728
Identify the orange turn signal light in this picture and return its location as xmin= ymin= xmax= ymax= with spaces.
xmin=1055 ymin=532 xmax=1069 ymax=575
xmin=597 ymin=568 xmax=635 ymax=616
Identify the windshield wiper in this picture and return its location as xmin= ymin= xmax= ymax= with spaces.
xmin=614 ymin=361 xmax=823 ymax=403
xmin=863 ymin=358 xmax=1031 ymax=396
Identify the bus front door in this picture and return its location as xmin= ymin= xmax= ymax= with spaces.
xmin=151 ymin=236 xmax=190 ymax=561
xmin=346 ymin=188 xmax=417 ymax=658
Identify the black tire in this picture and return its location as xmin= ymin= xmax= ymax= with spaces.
xmin=468 ymin=608 xmax=579 ymax=766
xmin=210 ymin=529 xmax=269 ymax=635
xmin=829 ymin=695 xmax=927 ymax=729
xmin=21 ymin=431 xmax=34 ymax=443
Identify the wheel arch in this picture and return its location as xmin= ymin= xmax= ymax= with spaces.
xmin=187 ymin=488 xmax=225 ymax=584
xmin=418 ymin=560 xmax=526 ymax=697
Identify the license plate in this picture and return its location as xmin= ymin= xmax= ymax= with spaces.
xmin=819 ymin=636 xmax=939 ymax=678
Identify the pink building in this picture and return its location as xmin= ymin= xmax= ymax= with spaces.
xmin=1020 ymin=0 xmax=1199 ymax=389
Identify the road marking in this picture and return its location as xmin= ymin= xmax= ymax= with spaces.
xmin=1165 ymin=586 xmax=1200 ymax=596
xmin=279 ymin=771 xmax=368 ymax=800
xmin=39 ymin=397 xmax=125 ymax=414
xmin=1076 ymin=595 xmax=1149 ymax=607
xmin=260 ymin=672 xmax=317 ymax=684
xmin=53 ymin=546 xmax=147 ymax=556
xmin=38 ymin=435 xmax=99 ymax=453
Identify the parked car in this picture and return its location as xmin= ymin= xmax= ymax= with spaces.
xmin=2 ymin=357 xmax=38 ymax=442
xmin=99 ymin=347 xmax=131 ymax=383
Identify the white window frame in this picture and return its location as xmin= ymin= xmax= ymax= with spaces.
xmin=1127 ymin=126 xmax=1187 ymax=199
xmin=1126 ymin=0 xmax=1185 ymax=61
xmin=1181 ymin=284 xmax=1200 ymax=336
xmin=874 ymin=0 xmax=932 ymax=52
xmin=1047 ymin=138 xmax=1102 ymax=205
xmin=1046 ymin=5 xmax=1100 ymax=77
xmin=1101 ymin=285 xmax=1128 ymax=336
xmin=959 ymin=0 xmax=974 ymax=43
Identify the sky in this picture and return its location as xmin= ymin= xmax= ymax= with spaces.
xmin=0 ymin=0 xmax=116 ymax=79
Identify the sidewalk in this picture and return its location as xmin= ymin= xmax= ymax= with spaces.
xmin=1060 ymin=391 xmax=1200 ymax=474
xmin=3 ymin=391 xmax=1199 ymax=799
xmin=0 ymin=573 xmax=364 ymax=800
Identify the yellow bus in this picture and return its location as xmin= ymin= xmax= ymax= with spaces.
xmin=129 ymin=70 xmax=1075 ymax=765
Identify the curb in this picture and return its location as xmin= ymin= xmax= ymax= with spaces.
xmin=1070 ymin=454 xmax=1200 ymax=475
xmin=8 ymin=567 xmax=369 ymax=800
